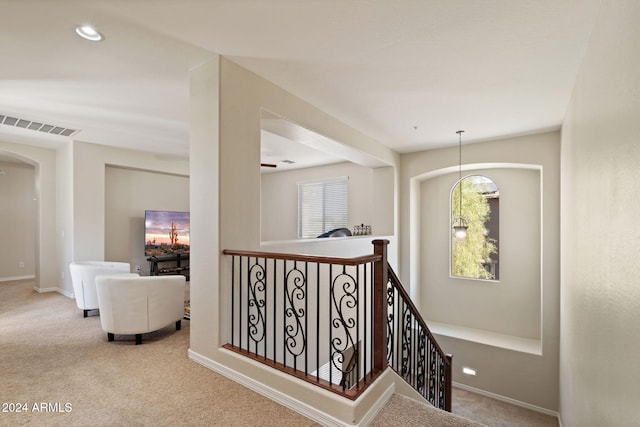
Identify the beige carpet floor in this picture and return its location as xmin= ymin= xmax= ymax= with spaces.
xmin=0 ymin=279 xmax=557 ymax=426
xmin=452 ymin=387 xmax=558 ymax=427
xmin=1 ymin=279 xmax=317 ymax=426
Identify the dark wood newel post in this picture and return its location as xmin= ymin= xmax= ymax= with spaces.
xmin=445 ymin=353 xmax=453 ymax=412
xmin=372 ymin=239 xmax=389 ymax=373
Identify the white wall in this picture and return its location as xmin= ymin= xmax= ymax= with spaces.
xmin=400 ymin=131 xmax=560 ymax=411
xmin=189 ymin=56 xmax=221 ymax=362
xmin=0 ymin=161 xmax=35 ymax=280
xmin=560 ymin=1 xmax=640 ymax=425
xmin=56 ymin=142 xmax=73 ymax=295
xmin=104 ymin=166 xmax=189 ymax=275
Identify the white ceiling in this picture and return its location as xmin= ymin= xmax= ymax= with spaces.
xmin=0 ymin=0 xmax=602 ymax=164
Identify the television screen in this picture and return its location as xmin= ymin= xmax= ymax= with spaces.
xmin=144 ymin=210 xmax=190 ymax=256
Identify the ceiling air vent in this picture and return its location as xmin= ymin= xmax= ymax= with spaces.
xmin=0 ymin=114 xmax=79 ymax=137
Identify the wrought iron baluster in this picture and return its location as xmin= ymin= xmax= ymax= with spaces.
xmin=395 ymin=284 xmax=398 ymax=370
xmin=386 ymin=280 xmax=394 ymax=366
xmin=282 ymin=259 xmax=286 ymax=368
xmin=364 ymin=262 xmax=369 ymax=381
xmin=316 ymin=262 xmax=320 ymax=382
xmin=264 ymin=257 xmax=268 ymax=358
xmin=246 ymin=257 xmax=251 ymax=352
xmin=273 ymin=258 xmax=277 ymax=364
xmin=438 ymin=356 xmax=446 ymax=409
xmin=356 ymin=264 xmax=360 ymax=388
xmin=417 ymin=327 xmax=426 ymax=397
xmin=231 ymin=256 xmax=235 ymax=348
xmin=304 ymin=262 xmax=308 ymax=376
xmin=330 ymin=265 xmax=358 ymax=390
xmin=329 ymin=264 xmax=333 ymax=385
xmin=429 ymin=340 xmax=437 ymax=404
xmin=284 ymin=260 xmax=307 ymax=372
xmin=401 ymin=300 xmax=411 ymax=380
xmin=239 ymin=256 xmax=243 ymax=351
xmin=247 ymin=258 xmax=266 ymax=355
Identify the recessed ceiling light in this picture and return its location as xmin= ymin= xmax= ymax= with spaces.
xmin=75 ymin=25 xmax=104 ymax=42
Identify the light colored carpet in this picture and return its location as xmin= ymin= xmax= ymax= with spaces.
xmin=0 ymin=279 xmax=557 ymax=426
xmin=0 ymin=280 xmax=317 ymax=426
xmin=452 ymin=387 xmax=558 ymax=427
xmin=372 ymin=394 xmax=484 ymax=427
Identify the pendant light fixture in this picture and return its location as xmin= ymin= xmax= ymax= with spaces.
xmin=452 ymin=130 xmax=468 ymax=240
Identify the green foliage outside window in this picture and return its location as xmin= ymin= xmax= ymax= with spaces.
xmin=452 ymin=178 xmax=497 ymax=280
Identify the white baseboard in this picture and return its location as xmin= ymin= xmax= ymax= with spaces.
xmin=357 ymin=375 xmax=395 ymax=427
xmin=187 ymin=348 xmax=394 ymax=427
xmin=453 ymin=382 xmax=560 ymax=419
xmin=1 ymin=276 xmax=73 ymax=299
xmin=0 ymin=275 xmax=35 ymax=282
xmin=34 ymin=286 xmax=74 ymax=299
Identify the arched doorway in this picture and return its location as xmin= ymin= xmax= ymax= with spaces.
xmin=0 ymin=152 xmax=37 ymax=284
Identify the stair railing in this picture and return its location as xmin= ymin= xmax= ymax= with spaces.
xmin=222 ymin=240 xmax=452 ymax=409
xmin=386 ymin=266 xmax=453 ymax=411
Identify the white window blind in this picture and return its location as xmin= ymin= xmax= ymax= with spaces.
xmin=298 ymin=177 xmax=348 ymax=239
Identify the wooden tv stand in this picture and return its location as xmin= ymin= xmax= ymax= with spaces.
xmin=147 ymin=253 xmax=190 ymax=281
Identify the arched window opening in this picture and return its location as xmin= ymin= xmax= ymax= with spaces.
xmin=451 ymin=175 xmax=499 ymax=280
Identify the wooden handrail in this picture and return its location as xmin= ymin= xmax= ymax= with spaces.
xmin=222 ymin=249 xmax=381 ymax=266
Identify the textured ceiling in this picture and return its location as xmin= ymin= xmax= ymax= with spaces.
xmin=0 ymin=0 xmax=602 ymax=162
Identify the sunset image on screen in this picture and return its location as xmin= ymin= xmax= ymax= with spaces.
xmin=144 ymin=210 xmax=190 ymax=256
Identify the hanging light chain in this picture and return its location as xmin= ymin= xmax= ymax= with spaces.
xmin=453 ymin=130 xmax=468 ymax=240
xmin=457 ymin=130 xmax=464 ymax=221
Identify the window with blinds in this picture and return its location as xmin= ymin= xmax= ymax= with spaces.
xmin=298 ymin=177 xmax=348 ymax=239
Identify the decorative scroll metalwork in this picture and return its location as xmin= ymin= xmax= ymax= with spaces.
xmin=429 ymin=341 xmax=437 ymax=402
xmin=224 ymin=250 xmax=379 ymax=398
xmin=417 ymin=328 xmax=426 ymax=395
xmin=284 ymin=263 xmax=306 ymax=359
xmin=247 ymin=261 xmax=267 ymax=349
xmin=439 ymin=353 xmax=447 ymax=406
xmin=401 ymin=305 xmax=412 ymax=379
xmin=386 ymin=284 xmax=395 ymax=364
xmin=330 ymin=267 xmax=359 ymax=388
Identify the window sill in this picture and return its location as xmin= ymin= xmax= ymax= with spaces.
xmin=426 ymin=321 xmax=542 ymax=355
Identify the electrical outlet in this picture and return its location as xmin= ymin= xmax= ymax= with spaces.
xmin=19 ymin=261 xmax=25 ymax=268
xmin=61 ymin=271 xmax=65 ymax=280
xmin=135 ymin=265 xmax=141 ymax=273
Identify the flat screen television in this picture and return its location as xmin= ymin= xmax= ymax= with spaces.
xmin=144 ymin=210 xmax=190 ymax=256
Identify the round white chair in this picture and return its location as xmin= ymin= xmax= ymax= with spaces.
xmin=95 ymin=275 xmax=186 ymax=345
xmin=69 ymin=261 xmax=132 ymax=317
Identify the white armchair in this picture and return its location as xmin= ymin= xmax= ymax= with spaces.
xmin=69 ymin=261 xmax=132 ymax=317
xmin=95 ymin=275 xmax=186 ymax=345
